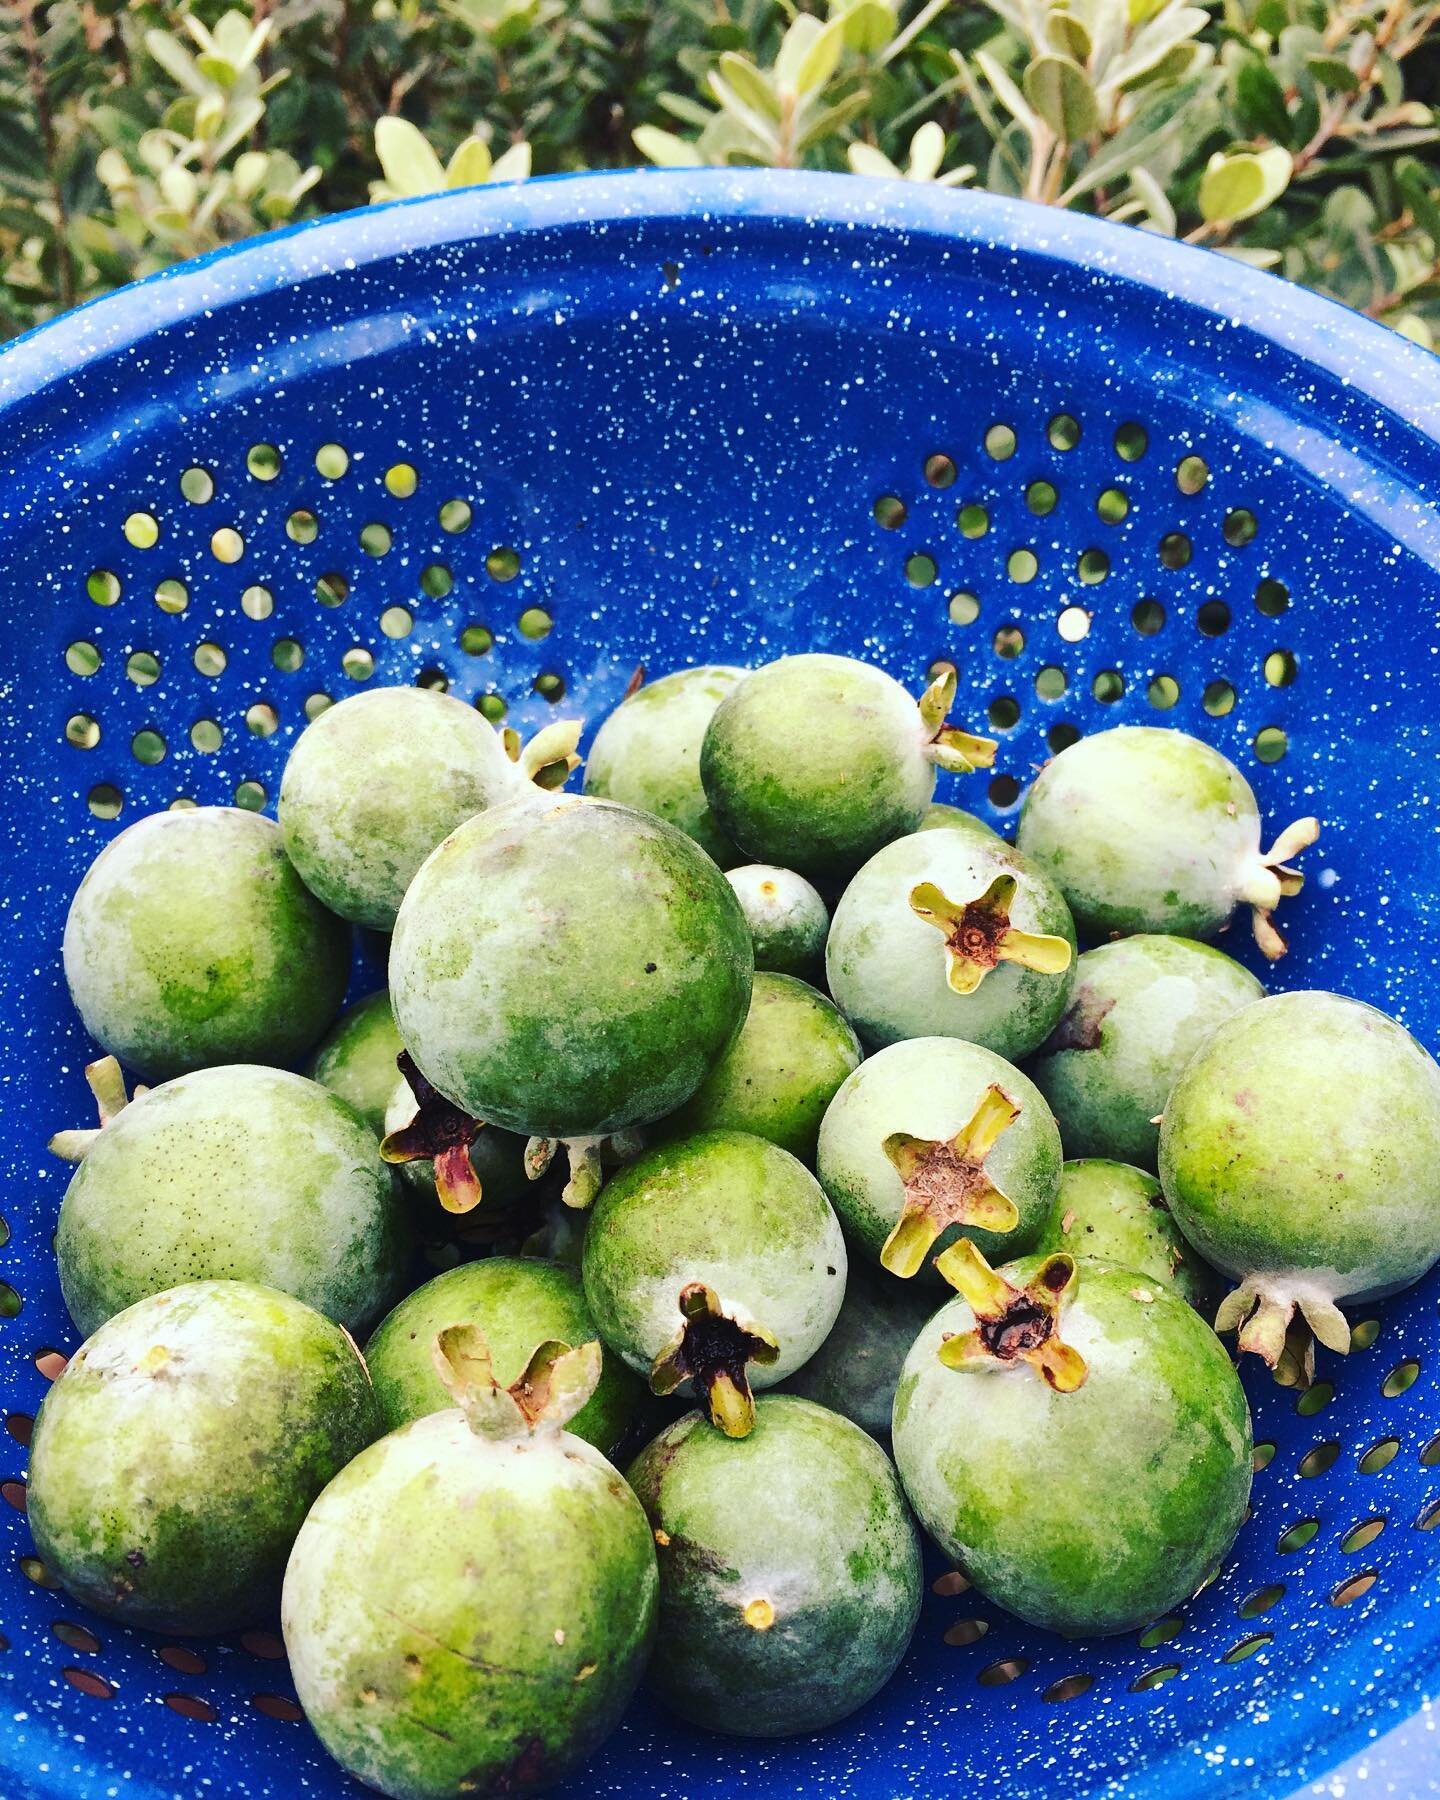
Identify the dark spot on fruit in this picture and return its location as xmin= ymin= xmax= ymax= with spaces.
xmin=644 ymin=962 xmax=657 ymax=973
xmin=1040 ymin=986 xmax=1115 ymax=1055
xmin=125 ymin=1549 xmax=145 ymax=1568
xmin=826 ymin=1266 xmax=837 ymax=1276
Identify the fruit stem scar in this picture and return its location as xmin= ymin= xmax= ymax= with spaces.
xmin=380 ymin=1051 xmax=487 ymax=1214
xmin=915 ymin=665 xmax=999 ymax=775
xmin=432 ymin=1324 xmax=603 ymax=1439
xmin=910 ymin=874 xmax=1073 ymax=996
xmin=933 ymin=1240 xmax=1087 ymax=1391
xmin=879 ymin=1084 xmax=1023 ymax=1277
xmin=649 ymin=1282 xmax=779 ymax=1439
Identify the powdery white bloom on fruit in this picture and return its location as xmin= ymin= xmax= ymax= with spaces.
xmin=283 ymin=1330 xmax=656 ymax=1800
xmin=892 ymin=1245 xmax=1252 ymax=1637
xmin=1015 ymin=726 xmax=1319 ymax=959
xmin=700 ymin=654 xmax=996 ymax=879
xmin=63 ymin=807 xmax=349 ymax=1081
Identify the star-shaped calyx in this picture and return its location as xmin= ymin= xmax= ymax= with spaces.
xmin=649 ymin=1282 xmax=780 ymax=1440
xmin=880 ymin=1083 xmax=1023 ymax=1278
xmin=933 ymin=1238 xmax=1088 ymax=1392
xmin=380 ymin=1051 xmax=488 ymax=1215
xmin=500 ymin=718 xmax=585 ymax=792
xmin=48 ymin=1056 xmax=144 ymax=1163
xmin=916 ymin=666 xmax=1000 ymax=775
xmin=1244 ymin=816 xmax=1322 ymax=961
xmin=911 ymin=871 xmax=1073 ymax=995
xmin=1214 ymin=1277 xmax=1349 ymax=1385
xmin=432 ymin=1324 xmax=602 ymax=1440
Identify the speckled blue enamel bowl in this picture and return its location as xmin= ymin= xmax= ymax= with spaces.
xmin=0 ymin=170 xmax=1436 ymax=1800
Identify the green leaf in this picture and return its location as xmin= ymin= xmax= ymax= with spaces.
xmin=1397 ymin=157 xmax=1440 ymax=245
xmin=848 ymin=141 xmax=901 ymax=177
xmin=374 ymin=117 xmax=447 ymax=198
xmin=717 ymin=53 xmax=781 ymax=121
xmin=707 ymin=76 xmax=781 ymax=151
xmin=195 ymin=54 xmax=238 ymax=90
xmin=490 ymin=142 xmax=532 ymax=182
xmin=795 ymin=16 xmax=849 ymax=95
xmin=144 ymin=30 xmax=208 ymax=98
xmin=1103 ymin=5 xmax=1209 ymax=94
xmin=793 ymin=86 xmax=873 ymax=151
xmin=1024 ymin=55 xmax=1100 ymax=138
xmin=1235 ymin=55 xmax=1292 ymax=145
xmin=1046 ymin=11 xmax=1091 ymax=61
xmin=1305 ymin=54 xmax=1360 ymax=95
xmin=837 ymin=0 xmax=896 ymax=54
xmin=1129 ymin=163 xmax=1175 ymax=233
xmin=974 ymin=50 xmax=1041 ymax=137
xmin=446 ymin=136 xmax=494 ymax=188
xmin=1198 ymin=145 xmax=1292 ymax=223
xmin=1059 ymin=74 xmax=1216 ymax=203
xmin=632 ymin=125 xmax=700 ymax=168
xmin=211 ymin=96 xmax=265 ymax=163
xmin=907 ymin=119 xmax=946 ymax=181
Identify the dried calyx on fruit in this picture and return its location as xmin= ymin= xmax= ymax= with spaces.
xmin=48 ymin=1056 xmax=143 ymax=1163
xmin=380 ymin=1051 xmax=487 ymax=1214
xmin=931 ymin=1239 xmax=1087 ymax=1392
xmin=1015 ymin=726 xmax=1320 ymax=959
xmin=910 ymin=873 xmax=1074 ymax=997
xmin=880 ymin=1083 xmax=1022 ymax=1277
xmin=650 ymin=1281 xmax=781 ymax=1438
xmin=699 ymin=654 xmax=997 ymax=880
xmin=523 ymin=1127 xmax=646 ymax=1212
xmin=364 ymin=1259 xmax=645 ymax=1453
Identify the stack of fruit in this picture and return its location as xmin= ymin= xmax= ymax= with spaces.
xmin=32 ymin=653 xmax=1440 ymax=1797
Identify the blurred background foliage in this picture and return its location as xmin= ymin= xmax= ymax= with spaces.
xmin=1 ymin=0 xmax=1437 ymax=344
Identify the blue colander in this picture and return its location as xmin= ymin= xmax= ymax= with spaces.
xmin=1 ymin=170 xmax=1437 ymax=1800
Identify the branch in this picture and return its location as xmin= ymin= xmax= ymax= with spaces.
xmin=18 ymin=0 xmax=75 ymax=310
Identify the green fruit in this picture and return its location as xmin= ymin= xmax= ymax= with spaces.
xmin=1158 ymin=991 xmax=1440 ymax=1367
xmin=918 ymin=802 xmax=1002 ymax=842
xmin=63 ymin=807 xmax=349 ymax=1082
xmin=54 ymin=1062 xmax=409 ymax=1337
xmin=1032 ymin=1160 xmax=1221 ymax=1314
xmin=663 ymin=972 xmax=861 ymax=1164
xmin=817 ymin=1036 xmax=1062 ymax=1283
xmin=28 ymin=1281 xmax=379 ymax=1634
xmin=1015 ymin=726 xmax=1319 ymax=959
xmin=366 ymin=1258 xmax=645 ymax=1453
xmin=892 ymin=1249 xmax=1252 ymax=1636
xmin=781 ymin=1259 xmax=937 ymax=1437
xmin=699 ymin=655 xmax=995 ymax=879
xmin=583 ymin=665 xmax=746 ymax=866
xmin=827 ymin=828 xmax=1076 ymax=1061
xmin=1027 ymin=936 xmax=1264 ymax=1169
xmin=308 ymin=989 xmax=403 ymax=1135
xmin=627 ymin=1395 xmax=921 ymax=1736
xmin=582 ymin=1130 xmax=846 ymax=1436
xmin=724 ymin=865 xmax=830 ymax=979
xmin=279 ymin=687 xmax=576 ymax=930
xmin=390 ymin=796 xmax=753 ymax=1138
xmin=283 ymin=1332 xmax=657 ymax=1800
